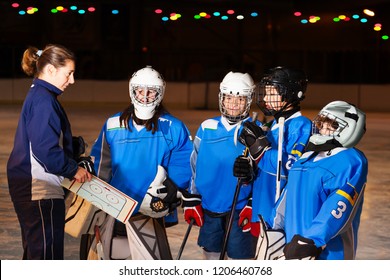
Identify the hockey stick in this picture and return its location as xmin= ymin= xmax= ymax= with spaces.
xmin=275 ymin=116 xmax=285 ymax=202
xmin=176 ymin=218 xmax=195 ymax=260
xmin=95 ymin=225 xmax=105 ymax=260
xmin=219 ymin=112 xmax=258 ymax=260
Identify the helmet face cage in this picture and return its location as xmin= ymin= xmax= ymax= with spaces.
xmin=219 ymin=71 xmax=255 ymax=122
xmin=312 ymin=112 xmax=348 ymax=139
xmin=130 ymin=84 xmax=164 ymax=107
xmin=309 ymin=101 xmax=366 ymax=148
xmin=256 ymin=67 xmax=307 ymax=116
xmin=257 ymin=82 xmax=286 ymax=116
xmin=219 ymin=92 xmax=252 ymax=122
xmin=129 ymin=66 xmax=166 ymax=120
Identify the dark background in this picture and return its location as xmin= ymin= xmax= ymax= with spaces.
xmin=1 ymin=0 xmax=389 ymax=83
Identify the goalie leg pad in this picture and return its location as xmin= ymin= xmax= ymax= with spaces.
xmin=255 ymin=216 xmax=286 ymax=260
xmin=125 ymin=214 xmax=173 ymax=260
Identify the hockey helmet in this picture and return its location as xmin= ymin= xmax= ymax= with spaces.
xmin=129 ymin=66 xmax=166 ymax=120
xmin=309 ymin=101 xmax=366 ymax=150
xmin=257 ymin=66 xmax=308 ymax=116
xmin=219 ymin=71 xmax=255 ymax=122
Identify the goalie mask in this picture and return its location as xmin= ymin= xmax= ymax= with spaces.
xmin=257 ymin=66 xmax=308 ymax=116
xmin=307 ymin=101 xmax=366 ymax=152
xmin=129 ymin=66 xmax=166 ymax=120
xmin=219 ymin=71 xmax=255 ymax=122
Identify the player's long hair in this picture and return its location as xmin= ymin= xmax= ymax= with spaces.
xmin=119 ymin=103 xmax=168 ymax=134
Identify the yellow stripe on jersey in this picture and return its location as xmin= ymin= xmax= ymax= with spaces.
xmin=291 ymin=142 xmax=306 ymax=157
xmin=336 ymin=183 xmax=358 ymax=206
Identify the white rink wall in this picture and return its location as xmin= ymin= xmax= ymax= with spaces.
xmin=0 ymin=78 xmax=389 ymax=112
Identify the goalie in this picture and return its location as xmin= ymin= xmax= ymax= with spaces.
xmin=84 ymin=66 xmax=196 ymax=260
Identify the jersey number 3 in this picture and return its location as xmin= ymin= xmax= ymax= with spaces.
xmin=331 ymin=201 xmax=347 ymax=219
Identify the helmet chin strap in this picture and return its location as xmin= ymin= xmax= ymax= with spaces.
xmin=305 ymin=139 xmax=342 ymax=153
xmin=273 ymin=106 xmax=300 ymax=122
xmin=225 ymin=113 xmax=249 ymax=125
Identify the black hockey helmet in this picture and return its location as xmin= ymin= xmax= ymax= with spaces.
xmin=257 ymin=66 xmax=308 ymax=116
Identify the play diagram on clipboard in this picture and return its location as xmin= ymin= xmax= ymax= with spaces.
xmin=62 ymin=175 xmax=138 ymax=223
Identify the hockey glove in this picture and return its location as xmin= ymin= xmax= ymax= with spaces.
xmin=238 ymin=122 xmax=271 ymax=162
xmin=179 ymin=189 xmax=204 ymax=227
xmin=139 ymin=166 xmax=170 ymax=218
xmin=233 ymin=155 xmax=258 ymax=184
xmin=140 ymin=166 xmax=182 ymax=218
xmin=78 ymin=156 xmax=96 ymax=176
xmin=283 ymin=234 xmax=322 ymax=260
xmin=161 ymin=178 xmax=181 ymax=212
xmin=72 ymin=136 xmax=87 ymax=160
xmin=250 ymin=222 xmax=260 ymax=238
xmin=239 ymin=197 xmax=252 ymax=232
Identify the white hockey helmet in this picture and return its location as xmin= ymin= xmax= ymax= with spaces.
xmin=219 ymin=71 xmax=255 ymax=122
xmin=129 ymin=66 xmax=166 ymax=120
xmin=309 ymin=101 xmax=366 ymax=150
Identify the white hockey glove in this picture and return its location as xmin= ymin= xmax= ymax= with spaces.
xmin=139 ymin=166 xmax=180 ymax=218
xmin=283 ymin=234 xmax=322 ymax=260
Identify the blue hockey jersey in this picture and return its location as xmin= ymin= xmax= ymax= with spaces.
xmin=91 ymin=112 xmax=192 ymax=214
xmin=252 ymin=112 xmax=311 ymax=222
xmin=270 ymin=148 xmax=368 ymax=260
xmin=191 ymin=116 xmax=259 ymax=213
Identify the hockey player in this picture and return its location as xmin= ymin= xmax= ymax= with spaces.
xmin=88 ymin=66 xmax=195 ymax=260
xmin=190 ymin=71 xmax=259 ymax=259
xmin=234 ymin=66 xmax=312 ymax=236
xmin=269 ymin=101 xmax=368 ymax=260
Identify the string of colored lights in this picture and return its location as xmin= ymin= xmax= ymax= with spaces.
xmin=294 ymin=8 xmax=388 ymax=41
xmin=8 ymin=2 xmax=388 ymax=41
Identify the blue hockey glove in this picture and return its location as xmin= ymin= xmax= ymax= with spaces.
xmin=284 ymin=234 xmax=322 ymax=260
